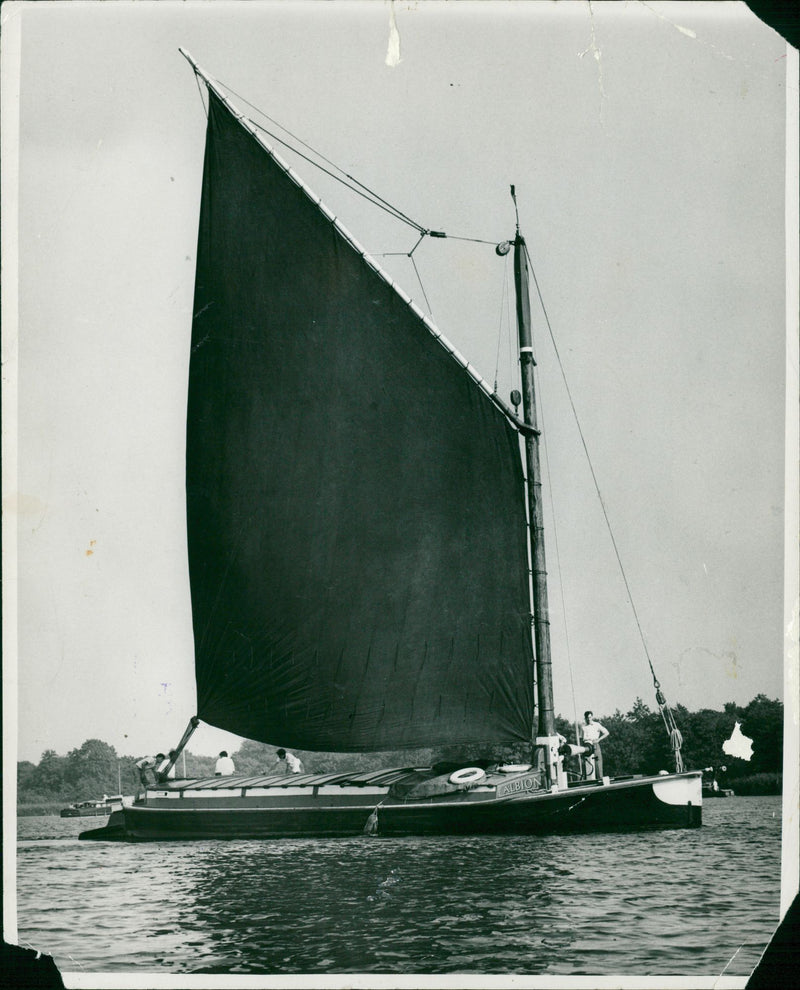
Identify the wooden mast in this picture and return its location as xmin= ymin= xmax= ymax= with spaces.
xmin=511 ymin=190 xmax=555 ymax=741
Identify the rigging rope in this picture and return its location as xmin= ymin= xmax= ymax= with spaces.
xmin=409 ymin=254 xmax=435 ymax=316
xmin=212 ymin=75 xmax=502 ymax=246
xmin=216 ymin=78 xmax=427 ymax=231
xmin=523 ymin=242 xmax=685 ymax=772
xmin=191 ymin=72 xmax=506 ymax=321
xmin=493 ymin=258 xmax=510 ymax=392
xmin=193 ymin=68 xmax=209 ymax=117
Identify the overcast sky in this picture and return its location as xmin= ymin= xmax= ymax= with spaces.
xmin=2 ymin=1 xmax=793 ymax=765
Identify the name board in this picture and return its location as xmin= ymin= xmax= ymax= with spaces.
xmin=496 ymin=772 xmax=543 ymax=799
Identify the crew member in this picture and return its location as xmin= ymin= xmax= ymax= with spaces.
xmin=271 ymin=748 xmax=304 ymax=774
xmin=580 ymin=711 xmax=610 ymax=780
xmin=135 ymin=754 xmax=160 ymax=789
xmin=156 ymin=750 xmax=177 ymax=781
xmin=215 ymin=750 xmax=236 ymax=776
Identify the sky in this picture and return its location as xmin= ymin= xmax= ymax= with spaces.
xmin=2 ymin=1 xmax=795 ymax=767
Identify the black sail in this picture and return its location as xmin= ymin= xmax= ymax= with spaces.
xmin=186 ymin=90 xmax=534 ymax=751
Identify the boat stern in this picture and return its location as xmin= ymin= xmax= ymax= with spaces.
xmin=78 ymin=809 xmax=129 ymax=841
xmin=651 ymin=771 xmax=702 ymax=827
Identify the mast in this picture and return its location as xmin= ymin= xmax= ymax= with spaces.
xmin=511 ymin=189 xmax=555 ymax=742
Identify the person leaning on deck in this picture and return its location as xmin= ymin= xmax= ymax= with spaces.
xmin=580 ymin=711 xmax=610 ymax=779
xmin=270 ymin=748 xmax=304 ymax=774
xmin=135 ymin=754 xmax=159 ymax=788
xmin=156 ymin=750 xmax=177 ymax=782
xmin=215 ymin=751 xmax=236 ymax=776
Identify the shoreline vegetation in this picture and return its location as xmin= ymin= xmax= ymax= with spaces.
xmin=18 ymin=694 xmax=783 ymax=813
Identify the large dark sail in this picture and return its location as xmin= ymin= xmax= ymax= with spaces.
xmin=186 ymin=89 xmax=534 ymax=752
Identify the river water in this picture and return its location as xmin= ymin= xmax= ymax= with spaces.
xmin=13 ymin=796 xmax=782 ymax=985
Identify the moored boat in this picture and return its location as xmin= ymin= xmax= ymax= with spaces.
xmin=82 ymin=51 xmax=701 ymax=842
xmin=61 ymin=794 xmax=126 ymax=818
xmin=702 ymin=767 xmax=735 ymax=797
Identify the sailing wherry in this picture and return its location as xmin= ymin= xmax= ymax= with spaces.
xmin=81 ymin=52 xmax=701 ymax=841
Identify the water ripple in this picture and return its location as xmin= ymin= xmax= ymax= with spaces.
xmin=14 ymin=796 xmax=782 ymax=978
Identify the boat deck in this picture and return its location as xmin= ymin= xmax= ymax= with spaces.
xmin=82 ymin=770 xmax=702 ymax=841
xmin=155 ymin=768 xmax=419 ymax=792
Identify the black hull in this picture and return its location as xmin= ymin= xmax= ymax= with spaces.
xmin=80 ymin=772 xmax=701 ymax=842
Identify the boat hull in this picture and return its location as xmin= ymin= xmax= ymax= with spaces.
xmin=61 ymin=807 xmax=112 ymax=818
xmin=79 ymin=771 xmax=701 ymax=841
xmin=61 ymin=801 xmax=123 ymax=817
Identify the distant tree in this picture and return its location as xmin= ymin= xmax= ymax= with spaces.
xmin=183 ymin=751 xmax=216 ymax=778
xmin=600 ymin=699 xmax=673 ymax=776
xmin=555 ymin=714 xmax=579 ymax=743
xmin=738 ymin=694 xmax=783 ymax=775
xmin=64 ymin=739 xmax=120 ymax=799
xmin=115 ymin=756 xmax=141 ymax=794
xmin=17 ymin=761 xmax=37 ymax=791
xmin=676 ymin=706 xmax=735 ymax=771
xmin=671 ymin=696 xmax=783 ymax=780
xmin=233 ymin=740 xmax=279 ymax=774
xmin=26 ymin=749 xmax=69 ymax=798
xmin=298 ymin=750 xmax=368 ymax=774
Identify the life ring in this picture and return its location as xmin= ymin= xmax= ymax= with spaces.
xmin=448 ymin=767 xmax=486 ymax=786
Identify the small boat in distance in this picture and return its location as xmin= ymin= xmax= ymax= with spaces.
xmin=702 ymin=768 xmax=735 ymax=798
xmin=61 ymin=794 xmax=127 ymax=818
xmin=702 ymin=786 xmax=735 ymax=799
xmin=81 ymin=51 xmax=701 ymax=841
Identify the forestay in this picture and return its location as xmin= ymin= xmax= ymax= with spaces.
xmin=186 ymin=90 xmax=534 ymax=751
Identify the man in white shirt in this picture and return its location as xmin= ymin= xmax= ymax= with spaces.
xmin=271 ymin=748 xmax=304 ymax=774
xmin=581 ymin=711 xmax=610 ymax=780
xmin=215 ymin=750 xmax=236 ymax=776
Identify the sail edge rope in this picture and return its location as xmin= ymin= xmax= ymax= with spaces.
xmin=215 ymin=74 xmax=501 ymax=247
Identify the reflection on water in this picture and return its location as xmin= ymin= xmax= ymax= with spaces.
xmin=16 ymin=797 xmax=782 ymax=978
xmin=181 ymin=835 xmax=570 ymax=974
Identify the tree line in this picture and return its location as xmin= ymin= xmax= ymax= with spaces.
xmin=555 ymin=693 xmax=783 ymax=792
xmin=17 ymin=693 xmax=783 ymax=806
